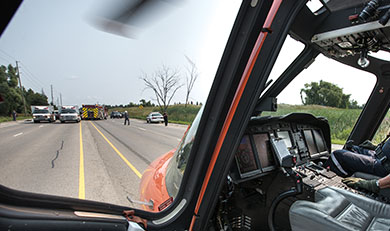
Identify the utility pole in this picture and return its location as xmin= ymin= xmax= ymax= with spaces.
xmin=16 ymin=61 xmax=27 ymax=116
xmin=60 ymin=93 xmax=62 ymax=106
xmin=51 ymin=84 xmax=54 ymax=106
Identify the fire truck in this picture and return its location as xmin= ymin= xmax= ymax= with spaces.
xmin=80 ymin=104 xmax=108 ymax=120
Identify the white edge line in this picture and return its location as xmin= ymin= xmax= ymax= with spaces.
xmin=13 ymin=132 xmax=23 ymax=137
xmin=137 ymin=127 xmax=146 ymax=131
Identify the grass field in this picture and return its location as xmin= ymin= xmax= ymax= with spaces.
xmin=263 ymin=104 xmax=390 ymax=144
xmin=0 ymin=116 xmax=32 ymax=123
xmin=110 ymin=104 xmax=389 ymax=145
xmin=110 ymin=104 xmax=201 ymax=125
xmin=262 ymin=104 xmax=362 ymax=144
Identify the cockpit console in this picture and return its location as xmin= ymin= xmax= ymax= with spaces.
xmin=230 ymin=113 xmax=330 ymax=183
xmin=216 ymin=113 xmax=388 ymax=231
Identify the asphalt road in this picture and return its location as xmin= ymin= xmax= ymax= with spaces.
xmin=0 ymin=118 xmax=187 ymax=208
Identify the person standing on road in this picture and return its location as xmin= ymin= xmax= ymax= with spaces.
xmin=12 ymin=110 xmax=17 ymax=121
xmin=163 ymin=112 xmax=168 ymax=126
xmin=124 ymin=111 xmax=130 ymax=125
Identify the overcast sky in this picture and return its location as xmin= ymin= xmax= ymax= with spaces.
xmin=0 ymin=0 xmax=240 ymax=107
xmin=0 ymin=0 xmax=378 ymax=107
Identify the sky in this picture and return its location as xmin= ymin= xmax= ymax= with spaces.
xmin=0 ymin=0 xmax=241 ymax=107
xmin=0 ymin=0 xmax=378 ymax=107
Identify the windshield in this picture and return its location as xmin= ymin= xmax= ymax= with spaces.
xmin=61 ymin=109 xmax=77 ymax=114
xmin=165 ymin=106 xmax=204 ymax=198
xmin=0 ymin=0 xmax=239 ymax=214
xmin=33 ymin=109 xmax=49 ymax=114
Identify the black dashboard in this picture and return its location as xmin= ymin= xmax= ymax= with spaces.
xmin=218 ymin=113 xmax=365 ymax=230
xmin=230 ymin=113 xmax=331 ymax=183
xmin=220 ymin=113 xmax=390 ymax=230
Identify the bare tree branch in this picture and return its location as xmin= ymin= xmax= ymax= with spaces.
xmin=140 ymin=65 xmax=183 ymax=112
xmin=184 ymin=55 xmax=199 ymax=107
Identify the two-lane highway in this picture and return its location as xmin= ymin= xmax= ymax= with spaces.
xmin=0 ymin=118 xmax=187 ymax=208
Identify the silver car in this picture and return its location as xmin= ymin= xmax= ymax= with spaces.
xmin=146 ymin=112 xmax=164 ymax=123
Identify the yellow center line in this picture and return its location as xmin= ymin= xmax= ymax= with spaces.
xmin=89 ymin=121 xmax=142 ymax=178
xmin=79 ymin=121 xmax=85 ymax=199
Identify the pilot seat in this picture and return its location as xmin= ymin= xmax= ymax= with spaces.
xmin=289 ymin=187 xmax=390 ymax=231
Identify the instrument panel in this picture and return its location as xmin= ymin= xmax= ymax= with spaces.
xmin=230 ymin=113 xmax=331 ymax=183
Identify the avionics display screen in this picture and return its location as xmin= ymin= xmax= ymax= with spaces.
xmin=277 ymin=131 xmax=292 ymax=148
xmin=235 ymin=135 xmax=258 ymax=174
xmin=253 ymin=133 xmax=275 ymax=169
xmin=303 ymin=130 xmax=318 ymax=155
xmin=313 ymin=129 xmax=327 ymax=152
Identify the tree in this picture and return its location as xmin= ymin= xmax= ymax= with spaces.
xmin=141 ymin=65 xmax=183 ymax=112
xmin=0 ymin=64 xmax=49 ymax=116
xmin=0 ymin=65 xmax=23 ymax=116
xmin=300 ymin=80 xmax=360 ymax=109
xmin=139 ymin=99 xmax=154 ymax=107
xmin=26 ymin=89 xmax=49 ymax=106
xmin=184 ymin=55 xmax=199 ymax=107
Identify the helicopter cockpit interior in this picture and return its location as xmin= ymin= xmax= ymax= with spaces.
xmin=3 ymin=1 xmax=390 ymax=231
xmin=211 ymin=0 xmax=390 ymax=230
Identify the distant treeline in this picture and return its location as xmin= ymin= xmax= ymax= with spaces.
xmin=0 ymin=64 xmax=48 ymax=116
xmin=106 ymin=99 xmax=202 ymax=110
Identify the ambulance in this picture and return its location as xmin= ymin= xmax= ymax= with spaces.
xmin=31 ymin=106 xmax=55 ymax=123
xmin=59 ymin=106 xmax=80 ymax=123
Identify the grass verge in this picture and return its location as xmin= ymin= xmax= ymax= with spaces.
xmin=0 ymin=116 xmax=32 ymax=123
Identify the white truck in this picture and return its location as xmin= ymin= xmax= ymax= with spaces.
xmin=59 ymin=105 xmax=80 ymax=123
xmin=31 ymin=105 xmax=55 ymax=123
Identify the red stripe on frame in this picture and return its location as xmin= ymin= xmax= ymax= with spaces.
xmin=189 ymin=0 xmax=283 ymax=230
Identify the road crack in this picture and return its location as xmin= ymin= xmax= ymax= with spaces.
xmin=51 ymin=140 xmax=64 ymax=168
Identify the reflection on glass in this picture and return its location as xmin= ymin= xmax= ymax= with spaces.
xmin=235 ymin=135 xmax=257 ymax=174
xmin=165 ymin=106 xmax=204 ymax=199
xmin=253 ymin=133 xmax=274 ymax=169
xmin=277 ymin=131 xmax=292 ymax=148
xmin=313 ymin=129 xmax=326 ymax=152
xmin=304 ymin=130 xmax=318 ymax=155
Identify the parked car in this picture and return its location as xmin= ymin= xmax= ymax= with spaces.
xmin=146 ymin=112 xmax=164 ymax=123
xmin=110 ymin=111 xmax=122 ymax=119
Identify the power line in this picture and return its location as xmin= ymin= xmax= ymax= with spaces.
xmin=16 ymin=61 xmax=27 ymax=116
xmin=0 ymin=49 xmax=17 ymax=62
xmin=18 ymin=71 xmax=42 ymax=90
xmin=0 ymin=55 xmax=12 ymax=64
xmin=19 ymin=69 xmax=44 ymax=89
xmin=0 ymin=51 xmax=50 ymax=96
xmin=19 ymin=61 xmax=47 ymax=87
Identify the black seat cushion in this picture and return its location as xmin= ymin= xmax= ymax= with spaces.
xmin=289 ymin=187 xmax=390 ymax=231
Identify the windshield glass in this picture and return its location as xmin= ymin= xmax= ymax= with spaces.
xmin=33 ymin=109 xmax=49 ymax=114
xmin=0 ymin=0 xmax=239 ymax=214
xmin=61 ymin=109 xmax=77 ymax=114
xmin=165 ymin=105 xmax=204 ymax=198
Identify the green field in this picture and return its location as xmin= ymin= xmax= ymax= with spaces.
xmin=110 ymin=104 xmax=201 ymax=125
xmin=111 ymin=104 xmax=388 ymax=145
xmin=0 ymin=116 xmax=32 ymax=123
xmin=263 ymin=104 xmax=389 ymax=144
